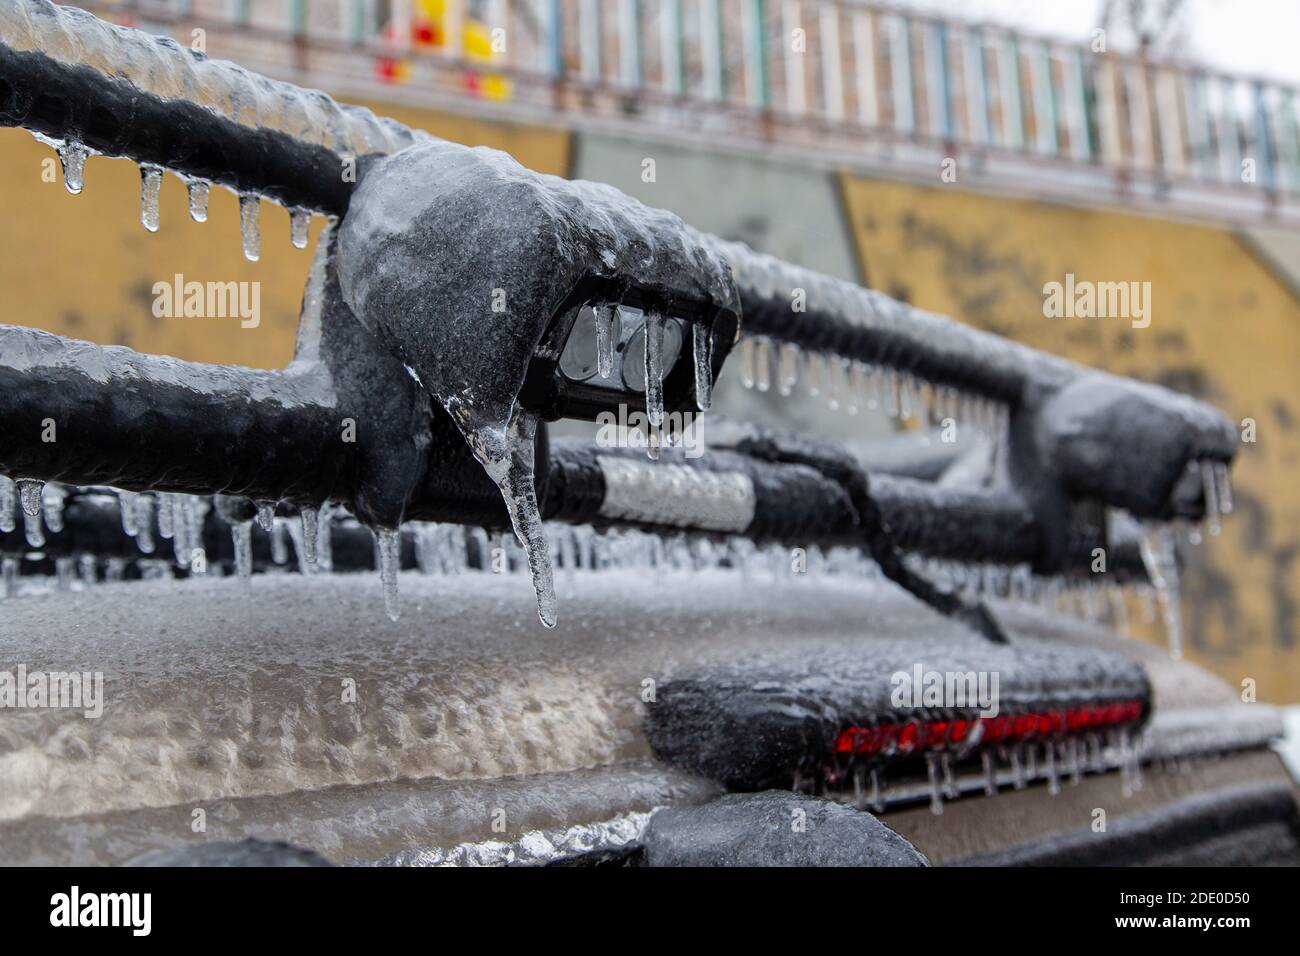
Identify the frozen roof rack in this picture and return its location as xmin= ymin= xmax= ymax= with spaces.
xmin=0 ymin=0 xmax=1235 ymax=648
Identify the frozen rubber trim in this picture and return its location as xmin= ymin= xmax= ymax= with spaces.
xmin=597 ymin=456 xmax=756 ymax=533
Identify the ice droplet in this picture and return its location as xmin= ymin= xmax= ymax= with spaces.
xmin=140 ymin=165 xmax=163 ymax=232
xmin=233 ymin=520 xmax=253 ymax=581
xmin=692 ymin=319 xmax=713 ymax=411
xmin=644 ymin=312 xmax=665 ymax=428
xmin=187 ymin=178 xmax=210 ymax=222
xmin=300 ymin=506 xmax=319 ymax=570
xmin=239 ymin=194 xmax=261 ymax=261
xmin=595 ymin=305 xmax=616 ymax=379
xmin=58 ymin=141 xmax=88 ymax=195
xmin=376 ymin=527 xmax=401 ymax=621
xmin=290 ymin=208 xmax=311 ymax=249
xmin=17 ymin=479 xmax=43 ymax=517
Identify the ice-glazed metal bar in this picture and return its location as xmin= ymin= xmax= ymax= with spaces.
xmin=0 ymin=0 xmax=422 ymax=213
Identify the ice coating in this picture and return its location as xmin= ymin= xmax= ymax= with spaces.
xmin=336 ymin=139 xmax=739 ymax=625
xmin=0 ymin=569 xmax=1187 ymax=825
xmin=0 ymin=1 xmax=423 ymax=164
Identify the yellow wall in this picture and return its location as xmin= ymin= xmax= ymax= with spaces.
xmin=0 ymin=98 xmax=570 ymax=370
xmin=840 ymin=174 xmax=1300 ymax=703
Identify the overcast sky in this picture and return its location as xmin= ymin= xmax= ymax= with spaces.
xmin=894 ymin=0 xmax=1300 ymax=86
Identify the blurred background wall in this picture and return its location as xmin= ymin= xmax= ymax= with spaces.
xmin=6 ymin=0 xmax=1298 ymax=700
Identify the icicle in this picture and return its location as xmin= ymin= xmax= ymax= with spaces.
xmin=239 ymin=193 xmax=261 ymax=261
xmin=1044 ymin=741 xmax=1060 ymax=795
xmin=376 ymin=527 xmax=401 ymax=621
xmin=825 ymin=357 xmax=841 ymax=411
xmin=941 ymin=752 xmax=958 ymax=799
xmin=866 ymin=365 xmax=883 ymax=410
xmin=1213 ymin=461 xmax=1233 ymax=514
xmin=1201 ymin=459 xmax=1221 ymax=536
xmin=692 ymin=319 xmax=713 ymax=411
xmin=55 ymin=557 xmax=75 ymax=592
xmin=233 ymin=521 xmax=253 ymax=581
xmin=1139 ymin=524 xmax=1184 ymax=659
xmin=187 ymin=178 xmax=210 ymax=222
xmin=596 ymin=305 xmax=617 ymax=379
xmin=898 ymin=373 xmax=914 ymax=421
xmin=300 ymin=507 xmax=319 ymax=570
xmin=140 ymin=165 xmax=162 ymax=232
xmin=451 ymin=404 xmax=558 ymax=627
xmin=105 ymin=557 xmax=126 ymax=583
xmin=316 ymin=503 xmax=335 ymax=572
xmin=58 ymin=141 xmax=88 ymax=195
xmin=738 ymin=337 xmax=756 ymax=389
xmin=1010 ymin=746 xmax=1026 ymax=790
xmin=2 ymin=557 xmax=18 ymax=598
xmin=1068 ymin=737 xmax=1083 ymax=785
xmin=0 ymin=476 xmax=14 ymax=535
xmin=17 ymin=479 xmax=43 ymax=518
xmin=804 ymin=351 xmax=823 ymax=397
xmin=777 ymin=343 xmax=799 ymax=396
xmin=981 ymin=750 xmax=996 ymax=796
xmin=78 ymin=554 xmax=97 ymax=585
xmin=270 ymin=520 xmax=289 ymax=565
xmin=156 ymin=493 xmax=175 ymax=539
xmin=255 ymin=501 xmax=275 ymax=532
xmin=840 ymin=360 xmax=859 ymax=415
xmin=753 ymin=337 xmax=771 ymax=392
xmin=924 ymin=754 xmax=944 ymax=815
xmin=644 ymin=312 xmax=665 ymax=428
xmin=869 ymin=767 xmax=884 ymax=813
xmin=135 ymin=496 xmax=156 ymax=554
xmin=119 ymin=491 xmax=140 ymax=537
xmin=290 ymin=208 xmax=311 ymax=249
xmin=42 ymin=485 xmax=65 ymax=534
xmin=852 ymin=767 xmax=867 ymax=809
xmin=414 ymin=524 xmax=435 ymax=575
xmin=22 ymin=506 xmax=43 ymax=549
xmin=885 ymin=368 xmax=900 ymax=418
xmin=0 ymin=476 xmax=14 ymax=533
